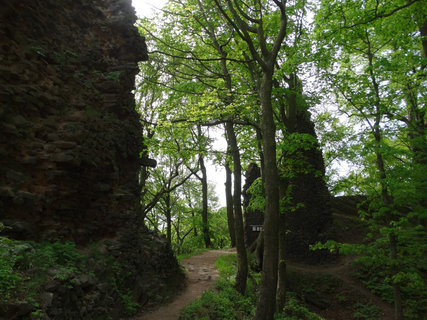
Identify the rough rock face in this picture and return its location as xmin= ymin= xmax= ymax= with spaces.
xmin=283 ymin=111 xmax=334 ymax=263
xmin=330 ymin=195 xmax=368 ymax=217
xmin=0 ymin=1 xmax=185 ymax=318
xmin=243 ymin=112 xmax=334 ymax=263
xmin=44 ymin=228 xmax=183 ymax=320
xmin=0 ymin=0 xmax=147 ymax=243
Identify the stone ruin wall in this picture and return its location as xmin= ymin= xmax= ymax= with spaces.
xmin=0 ymin=0 xmax=147 ymax=243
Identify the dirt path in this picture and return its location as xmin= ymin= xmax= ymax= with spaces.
xmin=133 ymin=249 xmax=235 ymax=320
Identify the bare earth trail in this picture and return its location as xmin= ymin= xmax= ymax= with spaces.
xmin=128 ymin=247 xmax=394 ymax=320
xmin=132 ymin=249 xmax=235 ymax=320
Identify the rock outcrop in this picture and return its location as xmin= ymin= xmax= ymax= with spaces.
xmin=0 ymin=0 xmax=146 ymax=243
xmin=282 ymin=111 xmax=334 ymax=263
xmin=243 ymin=111 xmax=334 ymax=263
xmin=0 ymin=1 xmax=184 ymax=318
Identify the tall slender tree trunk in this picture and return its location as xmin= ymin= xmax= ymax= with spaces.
xmin=225 ymin=121 xmax=248 ymax=294
xmin=199 ymin=153 xmax=211 ymax=248
xmin=254 ymin=71 xmax=281 ymax=320
xmin=374 ymin=128 xmax=404 ymax=320
xmin=365 ymin=33 xmax=404 ymax=319
xmin=256 ymin=128 xmax=265 ymax=185
xmin=191 ymin=210 xmax=198 ymax=237
xmin=165 ymin=192 xmax=172 ymax=245
xmin=276 ymin=212 xmax=287 ymax=312
xmin=276 ymin=179 xmax=288 ymax=312
xmin=225 ymin=147 xmax=236 ymax=247
xmin=389 ymin=232 xmax=403 ymax=320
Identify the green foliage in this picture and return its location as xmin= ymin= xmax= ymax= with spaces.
xmin=180 ymin=254 xmax=255 ymax=320
xmin=119 ymin=290 xmax=140 ymax=316
xmin=247 ymin=177 xmax=265 ymax=212
xmin=0 ymin=231 xmax=142 ymax=317
xmin=136 ymin=0 xmax=427 ymax=318
xmin=353 ymin=302 xmax=381 ymax=320
xmin=105 ymin=71 xmax=121 ymax=82
xmin=0 ymin=225 xmax=24 ymax=300
xmin=181 ymin=254 xmax=326 ymax=320
xmin=312 ymin=232 xmax=427 ymax=318
xmin=179 ymin=289 xmax=238 ymax=320
xmin=29 ymin=241 xmax=86 ymax=275
xmin=0 ymin=226 xmax=88 ymax=304
xmin=312 ymin=1 xmax=427 ymax=319
xmin=354 ymin=255 xmax=427 ymax=318
xmin=276 ymin=293 xmax=325 ymax=320
xmin=277 ymin=132 xmax=321 ymax=178
xmin=209 ymin=208 xmax=232 ymax=249
xmin=285 ymin=269 xmax=341 ymax=313
xmin=215 ymin=254 xmax=238 ymax=280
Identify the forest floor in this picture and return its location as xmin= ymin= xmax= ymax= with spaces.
xmin=130 ymin=248 xmax=235 ymax=320
xmin=285 ymin=211 xmax=395 ymax=320
xmin=127 ymin=212 xmax=394 ymax=320
xmin=287 ymin=254 xmax=395 ymax=320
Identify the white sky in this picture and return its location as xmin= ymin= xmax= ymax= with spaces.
xmin=132 ymin=0 xmax=228 ymax=207
xmin=132 ymin=0 xmax=167 ymax=17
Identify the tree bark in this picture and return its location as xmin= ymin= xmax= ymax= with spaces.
xmin=276 ymin=179 xmax=288 ymax=312
xmin=165 ymin=192 xmax=172 ymax=245
xmin=389 ymin=233 xmax=404 ymax=320
xmin=225 ymin=148 xmax=236 ymax=247
xmin=367 ymin=36 xmax=404 ymax=320
xmin=199 ymin=153 xmax=212 ymax=248
xmin=254 ymin=71 xmax=280 ymax=320
xmin=225 ymin=121 xmax=248 ymax=294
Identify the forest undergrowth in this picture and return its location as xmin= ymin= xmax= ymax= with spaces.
xmin=178 ymin=210 xmax=426 ymax=320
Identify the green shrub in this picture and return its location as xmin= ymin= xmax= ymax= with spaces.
xmin=0 ymin=237 xmax=23 ymax=301
xmin=353 ymin=302 xmax=380 ymax=320
xmin=0 ymin=229 xmax=87 ymax=304
xmin=276 ymin=293 xmax=325 ymax=320
xmin=354 ymin=255 xmax=427 ymax=318
xmin=181 ymin=253 xmax=325 ymax=320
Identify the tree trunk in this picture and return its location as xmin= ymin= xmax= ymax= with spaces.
xmin=276 ymin=179 xmax=288 ymax=312
xmin=199 ymin=154 xmax=211 ymax=248
xmin=165 ymin=192 xmax=172 ymax=245
xmin=254 ymin=71 xmax=280 ymax=320
xmin=225 ymin=158 xmax=236 ymax=248
xmin=368 ymin=37 xmax=404 ymax=318
xmin=256 ymin=128 xmax=265 ymax=186
xmin=389 ymin=233 xmax=404 ymax=320
xmin=191 ymin=210 xmax=198 ymax=237
xmin=226 ymin=121 xmax=248 ymax=294
xmin=225 ymin=149 xmax=236 ymax=247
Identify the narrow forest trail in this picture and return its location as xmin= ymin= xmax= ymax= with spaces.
xmin=127 ymin=247 xmax=395 ymax=320
xmin=132 ymin=249 xmax=235 ymax=320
